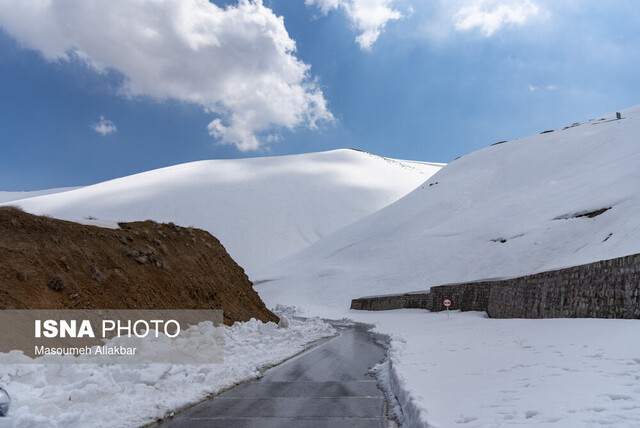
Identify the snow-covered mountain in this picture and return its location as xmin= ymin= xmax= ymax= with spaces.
xmin=256 ymin=105 xmax=640 ymax=315
xmin=3 ymin=149 xmax=442 ymax=276
xmin=0 ymin=187 xmax=81 ymax=204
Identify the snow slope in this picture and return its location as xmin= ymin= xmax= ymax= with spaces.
xmin=256 ymin=106 xmax=640 ymax=315
xmin=2 ymin=150 xmax=442 ymax=276
xmin=0 ymin=187 xmax=81 ymax=204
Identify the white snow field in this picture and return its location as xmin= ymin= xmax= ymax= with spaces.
xmin=254 ymin=105 xmax=640 ymax=427
xmin=257 ymin=105 xmax=640 ymax=314
xmin=367 ymin=310 xmax=640 ymax=428
xmin=2 ymin=149 xmax=442 ymax=276
xmin=0 ymin=317 xmax=335 ymax=428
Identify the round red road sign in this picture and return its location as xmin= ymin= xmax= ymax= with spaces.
xmin=443 ymin=298 xmax=452 ymax=308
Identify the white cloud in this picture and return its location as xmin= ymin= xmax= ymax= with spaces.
xmin=528 ymin=84 xmax=557 ymax=92
xmin=306 ymin=0 xmax=402 ymax=50
xmin=92 ymin=116 xmax=117 ymax=136
xmin=455 ymin=0 xmax=540 ymax=37
xmin=0 ymin=0 xmax=333 ymax=151
xmin=308 ymin=0 xmax=542 ymax=48
xmin=308 ymin=0 xmax=342 ymax=14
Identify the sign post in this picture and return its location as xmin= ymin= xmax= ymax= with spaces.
xmin=442 ymin=298 xmax=452 ymax=318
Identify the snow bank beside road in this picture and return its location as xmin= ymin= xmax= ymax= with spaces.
xmin=0 ymin=317 xmax=335 ymax=428
xmin=365 ymin=310 xmax=640 ymax=428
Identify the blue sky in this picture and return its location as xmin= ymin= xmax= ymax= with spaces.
xmin=0 ymin=0 xmax=639 ymax=190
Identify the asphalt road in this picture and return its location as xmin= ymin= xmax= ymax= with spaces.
xmin=155 ymin=323 xmax=390 ymax=427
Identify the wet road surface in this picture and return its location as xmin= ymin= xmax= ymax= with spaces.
xmin=156 ymin=323 xmax=389 ymax=427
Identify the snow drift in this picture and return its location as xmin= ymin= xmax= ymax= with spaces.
xmin=256 ymin=106 xmax=640 ymax=316
xmin=3 ymin=150 xmax=442 ymax=276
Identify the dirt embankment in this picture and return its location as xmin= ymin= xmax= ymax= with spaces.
xmin=0 ymin=207 xmax=278 ymax=325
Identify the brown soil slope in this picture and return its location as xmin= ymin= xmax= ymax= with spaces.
xmin=0 ymin=207 xmax=278 ymax=325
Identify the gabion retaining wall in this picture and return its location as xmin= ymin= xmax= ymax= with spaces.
xmin=350 ymin=254 xmax=640 ymax=319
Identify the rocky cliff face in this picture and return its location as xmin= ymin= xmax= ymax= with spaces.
xmin=0 ymin=207 xmax=278 ymax=325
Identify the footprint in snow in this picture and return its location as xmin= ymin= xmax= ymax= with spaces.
xmin=620 ymin=405 xmax=640 ymax=411
xmin=455 ymin=415 xmax=478 ymax=424
xmin=525 ymin=410 xmax=539 ymax=419
xmin=603 ymin=393 xmax=632 ymax=401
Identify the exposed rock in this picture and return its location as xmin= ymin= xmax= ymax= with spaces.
xmin=48 ymin=275 xmax=65 ymax=291
xmin=90 ymin=265 xmax=103 ymax=283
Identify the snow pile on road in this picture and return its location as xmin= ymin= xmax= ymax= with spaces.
xmin=256 ymin=106 xmax=640 ymax=315
xmin=0 ymin=317 xmax=335 ymax=428
xmin=368 ymin=310 xmax=640 ymax=428
xmin=4 ymin=149 xmax=441 ymax=276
